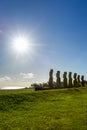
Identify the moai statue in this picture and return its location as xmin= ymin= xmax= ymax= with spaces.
xmin=81 ymin=75 xmax=85 ymax=86
xmin=49 ymin=69 xmax=53 ymax=88
xmin=68 ymin=72 xmax=72 ymax=87
xmin=63 ymin=72 xmax=67 ymax=87
xmin=77 ymin=75 xmax=80 ymax=87
xmin=56 ymin=71 xmax=61 ymax=88
xmin=73 ymin=73 xmax=77 ymax=87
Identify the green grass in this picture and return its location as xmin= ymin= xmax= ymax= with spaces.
xmin=0 ymin=87 xmax=87 ymax=130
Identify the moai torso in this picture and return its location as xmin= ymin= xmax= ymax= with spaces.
xmin=63 ymin=72 xmax=67 ymax=87
xmin=56 ymin=71 xmax=61 ymax=88
xmin=73 ymin=73 xmax=77 ymax=87
xmin=77 ymin=75 xmax=80 ymax=87
xmin=69 ymin=72 xmax=72 ymax=87
xmin=81 ymin=75 xmax=85 ymax=86
xmin=49 ymin=69 xmax=53 ymax=88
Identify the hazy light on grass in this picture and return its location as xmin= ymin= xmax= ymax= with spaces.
xmin=0 ymin=86 xmax=25 ymax=90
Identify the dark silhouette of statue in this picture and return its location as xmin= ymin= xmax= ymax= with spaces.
xmin=49 ymin=69 xmax=53 ymax=88
xmin=56 ymin=71 xmax=61 ymax=88
xmin=77 ymin=75 xmax=80 ymax=87
xmin=63 ymin=72 xmax=67 ymax=87
xmin=68 ymin=72 xmax=72 ymax=87
xmin=81 ymin=75 xmax=85 ymax=86
xmin=73 ymin=73 xmax=77 ymax=87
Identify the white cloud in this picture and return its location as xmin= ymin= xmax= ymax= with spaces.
xmin=20 ymin=73 xmax=34 ymax=79
xmin=0 ymin=76 xmax=12 ymax=82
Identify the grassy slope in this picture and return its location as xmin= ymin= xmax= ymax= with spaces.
xmin=0 ymin=87 xmax=87 ymax=130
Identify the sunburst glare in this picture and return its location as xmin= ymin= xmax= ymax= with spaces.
xmin=12 ymin=36 xmax=29 ymax=54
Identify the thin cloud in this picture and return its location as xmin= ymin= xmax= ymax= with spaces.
xmin=0 ymin=76 xmax=12 ymax=82
xmin=20 ymin=73 xmax=34 ymax=79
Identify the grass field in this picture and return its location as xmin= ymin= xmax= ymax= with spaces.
xmin=0 ymin=87 xmax=87 ymax=130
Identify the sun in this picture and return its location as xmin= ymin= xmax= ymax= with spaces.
xmin=13 ymin=36 xmax=29 ymax=54
xmin=10 ymin=32 xmax=37 ymax=58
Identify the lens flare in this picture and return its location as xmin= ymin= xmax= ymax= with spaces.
xmin=13 ymin=36 xmax=28 ymax=54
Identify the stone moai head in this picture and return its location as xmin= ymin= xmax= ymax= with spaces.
xmin=63 ymin=72 xmax=67 ymax=78
xmin=49 ymin=69 xmax=53 ymax=88
xmin=69 ymin=72 xmax=72 ymax=78
xmin=68 ymin=72 xmax=72 ymax=87
xmin=78 ymin=75 xmax=80 ymax=80
xmin=81 ymin=75 xmax=84 ymax=81
xmin=73 ymin=73 xmax=77 ymax=79
xmin=63 ymin=72 xmax=67 ymax=87
xmin=56 ymin=71 xmax=60 ymax=77
xmin=49 ymin=69 xmax=53 ymax=76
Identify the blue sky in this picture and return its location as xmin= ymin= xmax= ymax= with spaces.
xmin=0 ymin=0 xmax=87 ymax=87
